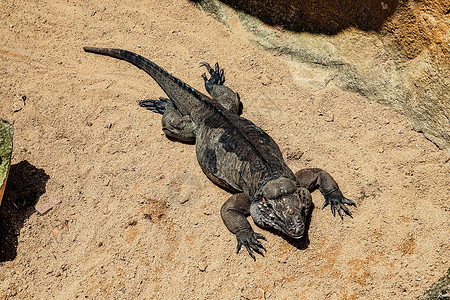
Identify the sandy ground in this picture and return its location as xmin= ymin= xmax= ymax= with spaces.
xmin=0 ymin=0 xmax=449 ymax=299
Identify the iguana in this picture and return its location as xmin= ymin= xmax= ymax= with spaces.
xmin=83 ymin=47 xmax=356 ymax=259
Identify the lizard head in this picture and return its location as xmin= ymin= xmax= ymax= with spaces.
xmin=250 ymin=177 xmax=312 ymax=239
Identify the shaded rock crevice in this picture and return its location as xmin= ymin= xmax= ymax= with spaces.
xmin=196 ymin=0 xmax=400 ymax=34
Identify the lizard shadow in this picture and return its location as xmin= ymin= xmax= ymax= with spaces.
xmin=166 ymin=135 xmax=195 ymax=145
xmin=0 ymin=160 xmax=50 ymax=262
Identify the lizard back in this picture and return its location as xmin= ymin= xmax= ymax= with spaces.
xmin=194 ymin=102 xmax=296 ymax=200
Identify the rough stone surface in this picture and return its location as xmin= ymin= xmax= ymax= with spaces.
xmin=194 ymin=0 xmax=450 ymax=150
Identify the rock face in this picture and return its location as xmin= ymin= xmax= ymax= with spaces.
xmin=194 ymin=0 xmax=450 ymax=151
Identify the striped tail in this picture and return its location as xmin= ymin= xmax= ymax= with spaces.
xmin=83 ymin=47 xmax=208 ymax=115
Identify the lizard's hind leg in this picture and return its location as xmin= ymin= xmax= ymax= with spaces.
xmin=153 ymin=99 xmax=196 ymax=142
xmin=200 ymin=62 xmax=242 ymax=115
xmin=139 ymin=97 xmax=170 ymax=115
xmin=200 ymin=62 xmax=225 ymax=88
xmin=140 ymin=97 xmax=195 ymax=141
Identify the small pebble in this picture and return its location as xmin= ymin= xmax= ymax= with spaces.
xmin=35 ymin=195 xmax=62 ymax=214
xmin=198 ymin=261 xmax=207 ymax=272
xmin=325 ymin=113 xmax=334 ymax=122
xmin=52 ymin=220 xmax=68 ymax=242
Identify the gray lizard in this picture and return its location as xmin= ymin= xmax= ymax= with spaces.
xmin=83 ymin=47 xmax=356 ymax=259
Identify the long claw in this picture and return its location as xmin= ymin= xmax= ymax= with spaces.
xmin=250 ymin=244 xmax=265 ymax=257
xmin=253 ymin=239 xmax=266 ymax=252
xmin=257 ymin=243 xmax=266 ymax=253
xmin=255 ymin=233 xmax=267 ymax=241
xmin=245 ymin=245 xmax=256 ymax=260
xmin=341 ymin=204 xmax=353 ymax=217
xmin=199 ymin=62 xmax=213 ymax=72
xmin=337 ymin=207 xmax=343 ymax=220
xmin=322 ymin=201 xmax=329 ymax=209
xmin=215 ymin=62 xmax=219 ymax=73
xmin=236 ymin=242 xmax=242 ymax=254
xmin=343 ymin=198 xmax=357 ymax=206
xmin=331 ymin=205 xmax=336 ymax=217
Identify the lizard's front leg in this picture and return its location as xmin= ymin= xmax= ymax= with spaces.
xmin=295 ymin=168 xmax=356 ymax=219
xmin=221 ymin=193 xmax=266 ymax=260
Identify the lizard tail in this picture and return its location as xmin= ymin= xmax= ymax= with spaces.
xmin=83 ymin=47 xmax=167 ymax=80
xmin=83 ymin=47 xmax=204 ymax=115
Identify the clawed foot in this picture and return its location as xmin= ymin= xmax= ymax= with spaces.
xmin=322 ymin=190 xmax=357 ymax=220
xmin=200 ymin=62 xmax=225 ymax=87
xmin=139 ymin=97 xmax=171 ymax=114
xmin=236 ymin=229 xmax=267 ymax=260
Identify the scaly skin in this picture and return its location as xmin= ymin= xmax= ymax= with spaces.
xmin=84 ymin=47 xmax=356 ymax=259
